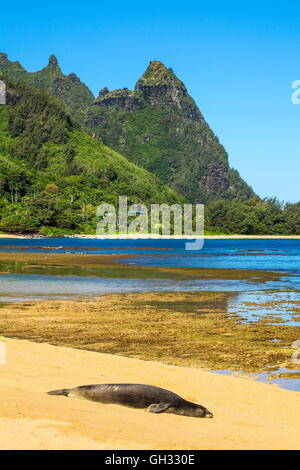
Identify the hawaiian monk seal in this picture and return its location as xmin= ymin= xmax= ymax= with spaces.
xmin=47 ymin=383 xmax=213 ymax=418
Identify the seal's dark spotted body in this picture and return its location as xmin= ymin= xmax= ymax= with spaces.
xmin=48 ymin=383 xmax=213 ymax=418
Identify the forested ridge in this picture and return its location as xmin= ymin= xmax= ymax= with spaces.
xmin=0 ymin=77 xmax=183 ymax=234
xmin=0 ymin=52 xmax=299 ymax=235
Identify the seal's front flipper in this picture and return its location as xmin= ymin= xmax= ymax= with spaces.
xmin=146 ymin=402 xmax=173 ymax=414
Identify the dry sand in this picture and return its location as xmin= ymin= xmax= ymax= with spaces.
xmin=0 ymin=337 xmax=300 ymax=450
xmin=73 ymin=234 xmax=300 ymax=239
xmin=0 ymin=234 xmax=27 ymax=239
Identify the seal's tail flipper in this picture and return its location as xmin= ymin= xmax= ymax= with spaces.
xmin=146 ymin=402 xmax=172 ymax=414
xmin=47 ymin=388 xmax=71 ymax=396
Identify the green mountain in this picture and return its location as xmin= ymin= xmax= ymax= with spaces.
xmin=84 ymin=61 xmax=255 ymax=203
xmin=0 ymin=53 xmax=254 ymax=204
xmin=0 ymin=52 xmax=94 ymax=123
xmin=0 ymin=76 xmax=183 ymax=234
xmin=0 ymin=54 xmax=299 ymax=235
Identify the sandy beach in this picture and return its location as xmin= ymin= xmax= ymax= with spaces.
xmin=73 ymin=234 xmax=300 ymax=240
xmin=0 ymin=234 xmax=28 ymax=239
xmin=0 ymin=241 xmax=299 ymax=450
xmin=0 ymin=336 xmax=300 ymax=450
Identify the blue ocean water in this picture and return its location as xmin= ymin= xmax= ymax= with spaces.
xmin=0 ymin=237 xmax=298 ymax=263
xmin=0 ymin=238 xmax=299 ymax=299
xmin=0 ymin=237 xmax=299 ymax=270
xmin=0 ymin=237 xmax=299 ymax=391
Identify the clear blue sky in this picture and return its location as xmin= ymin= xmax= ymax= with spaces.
xmin=1 ymin=0 xmax=300 ymax=202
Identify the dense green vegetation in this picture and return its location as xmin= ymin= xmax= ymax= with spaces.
xmin=0 ymin=53 xmax=255 ymax=204
xmin=84 ymin=61 xmax=255 ymax=204
xmin=0 ymin=53 xmax=299 ymax=235
xmin=205 ymin=197 xmax=300 ymax=235
xmin=0 ymin=52 xmax=94 ymax=123
xmin=0 ymin=77 xmax=183 ymax=234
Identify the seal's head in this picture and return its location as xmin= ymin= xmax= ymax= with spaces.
xmin=169 ymin=403 xmax=214 ymax=418
xmin=203 ymin=409 xmax=214 ymax=418
xmin=190 ymin=405 xmax=213 ymax=418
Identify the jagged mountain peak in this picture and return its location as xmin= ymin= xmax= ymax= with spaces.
xmin=48 ymin=55 xmax=59 ymax=67
xmin=132 ymin=60 xmax=194 ymax=112
xmin=0 ymin=51 xmax=254 ymax=204
xmin=45 ymin=55 xmax=62 ymax=74
xmin=143 ymin=60 xmax=169 ymax=76
xmin=0 ymin=52 xmax=27 ymax=80
xmin=135 ymin=60 xmax=186 ymax=92
xmin=85 ymin=61 xmax=253 ymax=203
xmin=98 ymin=87 xmax=110 ymax=97
xmin=0 ymin=51 xmax=94 ymax=123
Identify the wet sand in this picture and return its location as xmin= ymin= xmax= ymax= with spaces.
xmin=0 ymin=246 xmax=299 ymax=449
xmin=0 ymin=336 xmax=300 ymax=450
xmin=0 ymin=293 xmax=299 ymax=373
xmin=0 ymin=251 xmax=282 ymax=283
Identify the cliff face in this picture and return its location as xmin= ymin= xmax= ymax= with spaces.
xmin=85 ymin=61 xmax=254 ymax=203
xmin=0 ymin=53 xmax=94 ymax=123
xmin=0 ymin=53 xmax=254 ymax=203
xmin=90 ymin=61 xmax=204 ymax=121
xmin=0 ymin=78 xmax=183 ymax=233
xmin=134 ymin=61 xmax=203 ymax=122
xmin=94 ymin=87 xmax=141 ymax=113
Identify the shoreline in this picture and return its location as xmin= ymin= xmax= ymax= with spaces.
xmin=0 ymin=233 xmax=300 ymax=240
xmin=0 ymin=291 xmax=298 ymax=374
xmin=1 ymin=336 xmax=300 ymax=450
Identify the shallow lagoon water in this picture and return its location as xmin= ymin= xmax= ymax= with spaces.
xmin=211 ymin=367 xmax=300 ymax=392
xmin=228 ymin=289 xmax=300 ymax=326
xmin=0 ymin=237 xmax=299 ymax=284
xmin=0 ymin=237 xmax=300 ymax=391
xmin=0 ymin=238 xmax=299 ymax=303
xmin=0 ymin=272 xmax=266 ymax=302
xmin=0 ymin=238 xmax=299 ymax=322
